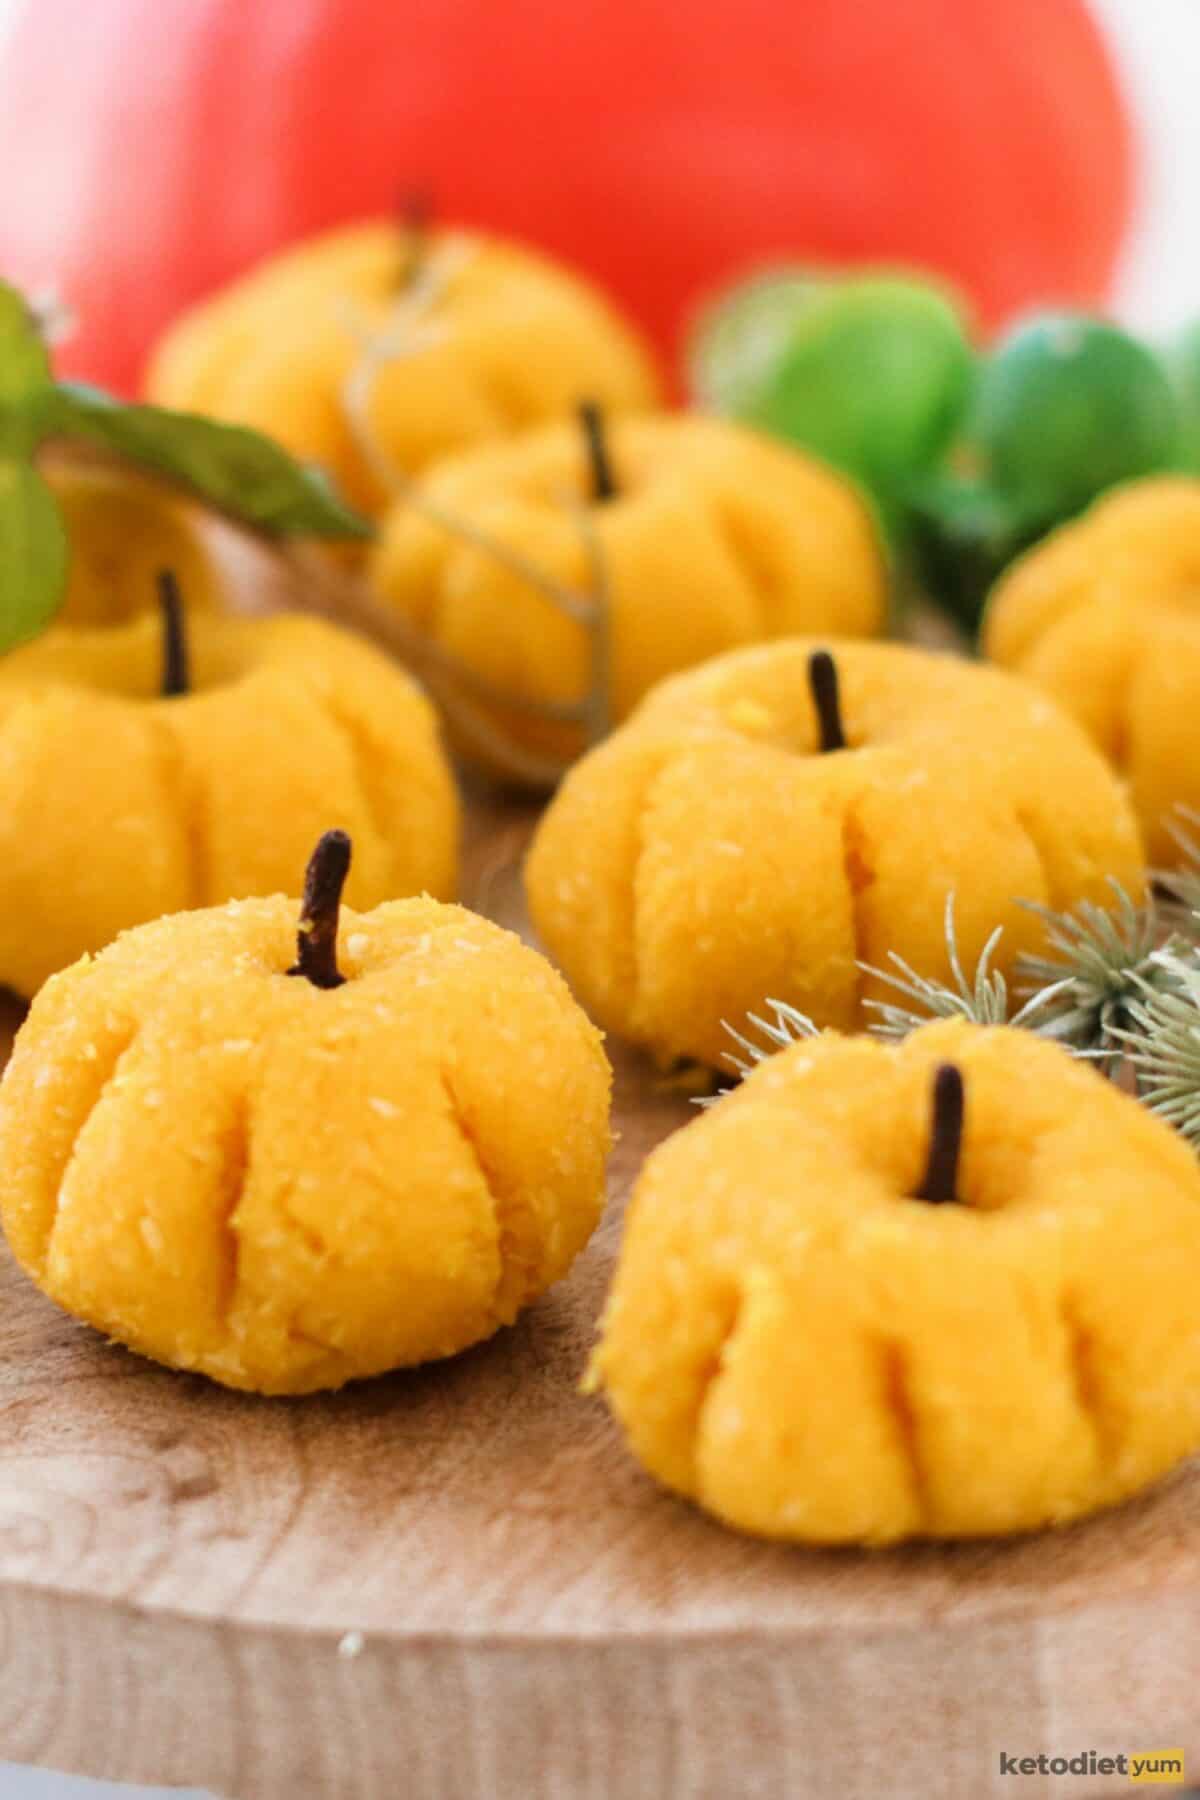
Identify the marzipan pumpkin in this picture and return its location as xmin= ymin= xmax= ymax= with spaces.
xmin=526 ymin=638 xmax=1144 ymax=1066
xmin=369 ymin=410 xmax=887 ymax=776
xmin=0 ymin=596 xmax=458 ymax=994
xmin=145 ymin=221 xmax=661 ymax=517
xmin=0 ymin=833 xmax=610 ymax=1393
xmin=590 ymin=1019 xmax=1200 ymax=1541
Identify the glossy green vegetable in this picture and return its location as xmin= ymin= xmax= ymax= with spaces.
xmin=1164 ymin=317 xmax=1200 ymax=472
xmin=971 ymin=313 xmax=1179 ymax=516
xmin=690 ymin=270 xmax=974 ymax=506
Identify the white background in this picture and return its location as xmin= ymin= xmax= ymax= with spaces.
xmin=1091 ymin=0 xmax=1200 ymax=337
xmin=0 ymin=2 xmax=1196 ymax=1796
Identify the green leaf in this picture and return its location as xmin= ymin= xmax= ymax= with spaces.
xmin=0 ymin=460 xmax=69 ymax=651
xmin=0 ymin=281 xmax=54 ymax=457
xmin=44 ymin=384 xmax=373 ymax=540
xmin=0 ymin=281 xmax=52 ymax=408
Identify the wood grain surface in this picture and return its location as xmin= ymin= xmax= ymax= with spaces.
xmin=0 ymin=794 xmax=1197 ymax=1800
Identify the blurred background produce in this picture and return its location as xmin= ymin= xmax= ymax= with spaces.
xmin=142 ymin=219 xmax=661 ymax=518
xmin=0 ymin=0 xmax=1129 ymax=395
xmin=693 ymin=282 xmax=1200 ymax=632
xmin=3 ymin=0 xmax=1200 ymax=654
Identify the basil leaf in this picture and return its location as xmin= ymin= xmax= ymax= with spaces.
xmin=0 ymin=460 xmax=69 ymax=651
xmin=46 ymin=384 xmax=373 ymax=540
xmin=0 ymin=282 xmax=53 ymax=455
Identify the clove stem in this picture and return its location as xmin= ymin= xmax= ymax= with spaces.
xmin=578 ymin=400 xmax=618 ymax=503
xmin=158 ymin=568 xmax=189 ymax=698
xmin=808 ymin=649 xmax=845 ymax=753
xmin=288 ymin=830 xmax=353 ymax=990
xmin=914 ymin=1063 xmax=965 ymax=1204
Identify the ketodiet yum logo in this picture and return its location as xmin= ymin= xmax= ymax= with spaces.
xmin=999 ymin=1749 xmax=1185 ymax=1785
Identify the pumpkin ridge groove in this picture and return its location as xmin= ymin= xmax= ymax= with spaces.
xmin=213 ymin=1094 xmax=251 ymax=1329
xmin=1012 ymin=804 xmax=1060 ymax=916
xmin=310 ymin=689 xmax=391 ymax=872
xmin=878 ymin=1336 xmax=930 ymax=1531
xmin=1058 ymin=1292 xmax=1109 ymax=1465
xmin=157 ymin=714 xmax=208 ymax=908
xmin=439 ymin=1068 xmax=527 ymax=1324
xmin=1108 ymin=627 xmax=1157 ymax=782
xmin=707 ymin=490 xmax=776 ymax=637
xmin=41 ymin=1026 xmax=140 ymax=1276
xmin=628 ymin=748 xmax=690 ymax=1039
xmin=839 ymin=797 xmax=875 ymax=1023
xmin=689 ymin=1282 xmax=746 ymax=1497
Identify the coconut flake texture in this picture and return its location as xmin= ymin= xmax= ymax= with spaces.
xmin=591 ymin=1019 xmax=1200 ymax=1543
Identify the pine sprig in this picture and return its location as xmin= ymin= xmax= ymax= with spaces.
xmin=864 ymin=894 xmax=1053 ymax=1040
xmin=1015 ymin=880 xmax=1175 ymax=1071
xmin=1157 ymin=807 xmax=1200 ymax=924
xmin=722 ymin=999 xmax=820 ymax=1076
xmin=703 ymin=826 xmax=1200 ymax=1163
xmin=695 ymin=999 xmax=819 ymax=1107
xmin=1117 ymin=950 xmax=1200 ymax=1149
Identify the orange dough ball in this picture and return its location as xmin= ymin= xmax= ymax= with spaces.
xmin=526 ymin=639 xmax=1144 ymax=1067
xmin=0 ymin=863 xmax=611 ymax=1394
xmin=591 ymin=1021 xmax=1200 ymax=1542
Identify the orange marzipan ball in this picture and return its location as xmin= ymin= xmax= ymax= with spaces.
xmin=368 ymin=411 xmax=888 ymax=773
xmin=47 ymin=461 xmax=225 ymax=627
xmin=144 ymin=220 xmax=661 ymax=517
xmin=525 ymin=637 xmax=1145 ymax=1069
xmin=984 ymin=476 xmax=1200 ymax=865
xmin=590 ymin=1019 xmax=1200 ymax=1543
xmin=0 ymin=892 xmax=611 ymax=1394
xmin=0 ymin=610 xmax=458 ymax=996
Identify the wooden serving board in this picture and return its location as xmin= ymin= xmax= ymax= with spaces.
xmin=1 ymin=799 xmax=1198 ymax=1800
